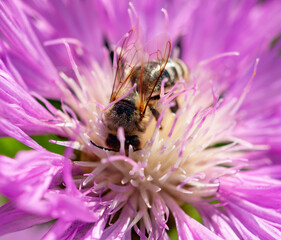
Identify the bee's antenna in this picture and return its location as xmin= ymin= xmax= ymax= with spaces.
xmin=90 ymin=140 xmax=118 ymax=152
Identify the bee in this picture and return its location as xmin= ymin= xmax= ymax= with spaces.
xmin=91 ymin=29 xmax=189 ymax=152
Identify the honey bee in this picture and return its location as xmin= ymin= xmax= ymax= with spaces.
xmin=91 ymin=29 xmax=189 ymax=152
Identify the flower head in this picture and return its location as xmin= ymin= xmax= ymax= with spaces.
xmin=1 ymin=0 xmax=281 ymax=239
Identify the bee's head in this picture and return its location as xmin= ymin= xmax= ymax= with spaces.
xmin=104 ymin=98 xmax=145 ymax=133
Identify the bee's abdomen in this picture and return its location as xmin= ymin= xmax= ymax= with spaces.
xmin=130 ymin=59 xmax=189 ymax=95
xmin=163 ymin=59 xmax=189 ymax=84
xmin=150 ymin=59 xmax=189 ymax=94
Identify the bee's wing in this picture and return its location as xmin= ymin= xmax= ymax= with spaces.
xmin=110 ymin=28 xmax=171 ymax=115
xmin=110 ymin=29 xmax=143 ymax=102
xmin=138 ymin=34 xmax=171 ymax=115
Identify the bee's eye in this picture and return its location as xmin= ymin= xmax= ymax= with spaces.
xmin=125 ymin=135 xmax=140 ymax=150
xmin=106 ymin=134 xmax=120 ymax=150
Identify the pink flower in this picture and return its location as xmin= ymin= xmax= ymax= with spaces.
xmin=1 ymin=0 xmax=281 ymax=239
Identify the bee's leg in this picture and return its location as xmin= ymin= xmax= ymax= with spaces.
xmin=149 ymin=105 xmax=160 ymax=121
xmin=149 ymin=105 xmax=163 ymax=129
xmin=170 ymin=99 xmax=179 ymax=113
